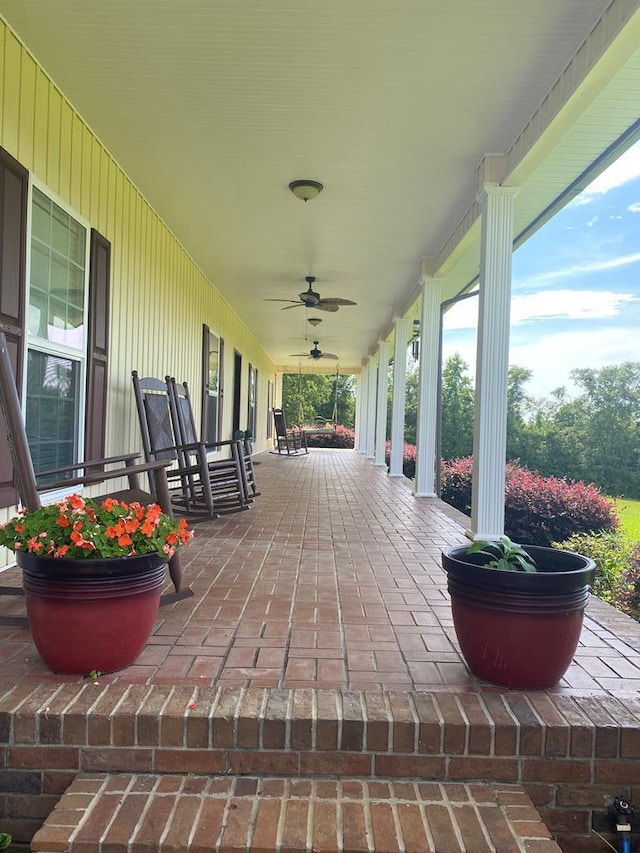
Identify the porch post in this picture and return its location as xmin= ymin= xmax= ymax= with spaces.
xmin=275 ymin=372 xmax=284 ymax=408
xmin=354 ymin=369 xmax=363 ymax=451
xmin=374 ymin=339 xmax=390 ymax=466
xmin=390 ymin=317 xmax=410 ymax=477
xmin=365 ymin=355 xmax=377 ymax=459
xmin=414 ymin=268 xmax=442 ymax=497
xmin=471 ymin=181 xmax=518 ymax=539
xmin=358 ymin=359 xmax=370 ymax=454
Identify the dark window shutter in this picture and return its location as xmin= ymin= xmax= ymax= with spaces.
xmin=0 ymin=147 xmax=28 ymax=509
xmin=85 ymin=229 xmax=111 ymax=462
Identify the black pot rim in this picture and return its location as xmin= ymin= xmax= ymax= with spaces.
xmin=442 ymin=543 xmax=596 ymax=593
xmin=16 ymin=550 xmax=167 ymax=581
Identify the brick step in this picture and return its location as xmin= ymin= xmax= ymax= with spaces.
xmin=31 ymin=773 xmax=562 ymax=852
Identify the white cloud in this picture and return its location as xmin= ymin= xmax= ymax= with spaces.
xmin=442 ymin=327 xmax=640 ymax=398
xmin=443 ymin=289 xmax=636 ymax=331
xmin=628 ymin=202 xmax=640 ymax=213
xmin=515 ymin=251 xmax=640 ymax=290
xmin=572 ymin=142 xmax=640 ymax=205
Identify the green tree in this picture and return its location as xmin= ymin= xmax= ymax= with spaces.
xmin=570 ymin=362 xmax=640 ymax=497
xmin=282 ymin=372 xmax=355 ymax=428
xmin=506 ymin=365 xmax=534 ymax=462
xmin=440 ymin=354 xmax=474 ymax=460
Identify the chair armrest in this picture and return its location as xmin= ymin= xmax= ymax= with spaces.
xmin=34 ymin=453 xmax=141 ymax=478
xmin=35 ymin=459 xmax=173 ymax=494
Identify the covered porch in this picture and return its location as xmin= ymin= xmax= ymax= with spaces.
xmin=1 ymin=450 xmax=639 ymax=851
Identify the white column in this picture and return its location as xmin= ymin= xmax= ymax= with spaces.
xmin=374 ymin=340 xmax=390 ymax=466
xmin=275 ymin=372 xmax=284 ymax=408
xmin=354 ymin=370 xmax=363 ymax=451
xmin=358 ymin=360 xmax=370 ymax=454
xmin=390 ymin=318 xmax=410 ymax=477
xmin=365 ymin=356 xmax=377 ymax=459
xmin=471 ymin=184 xmax=518 ymax=539
xmin=414 ymin=274 xmax=442 ymax=497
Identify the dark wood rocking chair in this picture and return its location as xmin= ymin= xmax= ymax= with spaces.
xmin=0 ymin=333 xmax=192 ymax=628
xmin=166 ymin=377 xmax=251 ymax=511
xmin=272 ymin=408 xmax=308 ymax=455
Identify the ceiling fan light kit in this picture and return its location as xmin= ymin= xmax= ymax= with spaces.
xmin=288 ymin=179 xmax=324 ymax=201
xmin=264 ymin=275 xmax=357 ymax=313
xmin=308 ymin=317 xmax=322 ymax=326
xmin=289 ymin=340 xmax=339 ymax=361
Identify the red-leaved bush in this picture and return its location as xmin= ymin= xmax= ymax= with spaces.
xmin=384 ymin=442 xmax=417 ymax=479
xmin=303 ymin=424 xmax=355 ymax=449
xmin=440 ymin=456 xmax=617 ymax=546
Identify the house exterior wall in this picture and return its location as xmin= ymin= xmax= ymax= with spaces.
xmin=0 ymin=20 xmax=275 ymax=523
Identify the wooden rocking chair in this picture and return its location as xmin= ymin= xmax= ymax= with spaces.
xmin=0 ymin=333 xmax=192 ymax=628
xmin=166 ymin=377 xmax=251 ymax=511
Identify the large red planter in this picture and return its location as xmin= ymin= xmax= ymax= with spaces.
xmin=441 ymin=544 xmax=596 ymax=689
xmin=18 ymin=551 xmax=166 ymax=675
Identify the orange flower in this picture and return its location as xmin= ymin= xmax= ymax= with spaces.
xmin=56 ymin=514 xmax=70 ymax=528
xmin=118 ymin=533 xmax=132 ymax=547
xmin=68 ymin=494 xmax=85 ymax=510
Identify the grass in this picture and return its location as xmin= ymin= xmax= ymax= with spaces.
xmin=612 ymin=497 xmax=640 ymax=542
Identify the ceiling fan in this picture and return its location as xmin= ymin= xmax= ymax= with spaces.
xmin=290 ymin=341 xmax=339 ymax=360
xmin=266 ymin=276 xmax=357 ymax=313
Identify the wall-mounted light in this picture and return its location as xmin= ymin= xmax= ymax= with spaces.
xmin=288 ymin=180 xmax=324 ymax=201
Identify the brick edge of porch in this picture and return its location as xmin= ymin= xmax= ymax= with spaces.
xmin=2 ymin=684 xmax=640 ymax=851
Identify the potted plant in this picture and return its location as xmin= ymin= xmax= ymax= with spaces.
xmin=0 ymin=494 xmax=193 ymax=675
xmin=441 ymin=536 xmax=596 ymax=689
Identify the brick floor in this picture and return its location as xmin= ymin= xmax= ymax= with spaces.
xmin=31 ymin=773 xmax=562 ymax=852
xmin=1 ymin=449 xmax=640 ymax=852
xmin=1 ymin=449 xmax=639 ymax=695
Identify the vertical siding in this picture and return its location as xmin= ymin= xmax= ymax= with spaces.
xmin=0 ymin=18 xmax=276 ymax=505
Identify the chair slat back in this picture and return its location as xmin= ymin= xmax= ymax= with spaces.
xmin=273 ymin=408 xmax=288 ymax=439
xmin=131 ymin=371 xmax=178 ymax=463
xmin=0 ymin=331 xmax=42 ymax=511
xmin=168 ymin=378 xmax=199 ymax=447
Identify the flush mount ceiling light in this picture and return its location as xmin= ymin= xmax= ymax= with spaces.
xmin=288 ymin=179 xmax=324 ymax=201
xmin=308 ymin=317 xmax=323 ymax=327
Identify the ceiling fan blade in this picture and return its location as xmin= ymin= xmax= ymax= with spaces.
xmin=319 ymin=353 xmax=339 ymax=359
xmin=318 ymin=298 xmax=357 ymax=306
xmin=315 ymin=303 xmax=340 ymax=313
xmin=281 ymin=303 xmax=305 ymax=310
xmin=289 ymin=353 xmax=311 ymax=357
xmin=264 ymin=298 xmax=299 ymax=303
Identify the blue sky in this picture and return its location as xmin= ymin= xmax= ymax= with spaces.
xmin=442 ymin=139 xmax=640 ymax=399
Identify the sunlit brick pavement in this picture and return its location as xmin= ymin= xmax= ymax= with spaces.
xmin=1 ymin=448 xmax=639 ymax=696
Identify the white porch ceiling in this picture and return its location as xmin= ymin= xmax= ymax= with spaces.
xmin=1 ymin=0 xmax=640 ymax=373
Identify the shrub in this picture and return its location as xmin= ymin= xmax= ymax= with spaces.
xmin=441 ymin=456 xmax=618 ymax=547
xmin=384 ymin=442 xmax=417 ymax=479
xmin=303 ymin=424 xmax=355 ymax=449
xmin=556 ymin=532 xmax=640 ymax=621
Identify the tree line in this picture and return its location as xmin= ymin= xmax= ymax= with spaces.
xmin=399 ymin=355 xmax=640 ymax=499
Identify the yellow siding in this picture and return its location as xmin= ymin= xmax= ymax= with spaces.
xmin=0 ymin=18 xmax=276 ymax=468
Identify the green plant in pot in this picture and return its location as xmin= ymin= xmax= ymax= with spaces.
xmin=441 ymin=535 xmax=596 ymax=689
xmin=0 ymin=494 xmax=193 ymax=675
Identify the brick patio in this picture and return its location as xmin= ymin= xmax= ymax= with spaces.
xmin=1 ymin=449 xmax=640 ymax=851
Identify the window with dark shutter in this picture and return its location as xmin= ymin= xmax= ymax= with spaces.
xmin=85 ymin=229 xmax=111 ymax=463
xmin=0 ymin=147 xmax=28 ymax=508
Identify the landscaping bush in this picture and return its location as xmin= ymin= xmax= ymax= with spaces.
xmin=556 ymin=532 xmax=640 ymax=621
xmin=384 ymin=442 xmax=417 ymax=479
xmin=303 ymin=424 xmax=355 ymax=449
xmin=441 ymin=456 xmax=618 ymax=547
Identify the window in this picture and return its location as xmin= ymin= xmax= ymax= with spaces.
xmin=247 ymin=364 xmax=258 ymax=438
xmin=202 ymin=325 xmax=223 ymax=443
xmin=26 ymin=187 xmax=89 ymax=474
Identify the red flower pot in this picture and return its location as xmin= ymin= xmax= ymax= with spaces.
xmin=442 ymin=545 xmax=596 ymax=689
xmin=18 ymin=551 xmax=166 ymax=674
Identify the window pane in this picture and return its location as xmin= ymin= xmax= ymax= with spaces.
xmin=25 ymin=350 xmax=79 ymax=476
xmin=29 ymin=190 xmax=86 ymax=351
